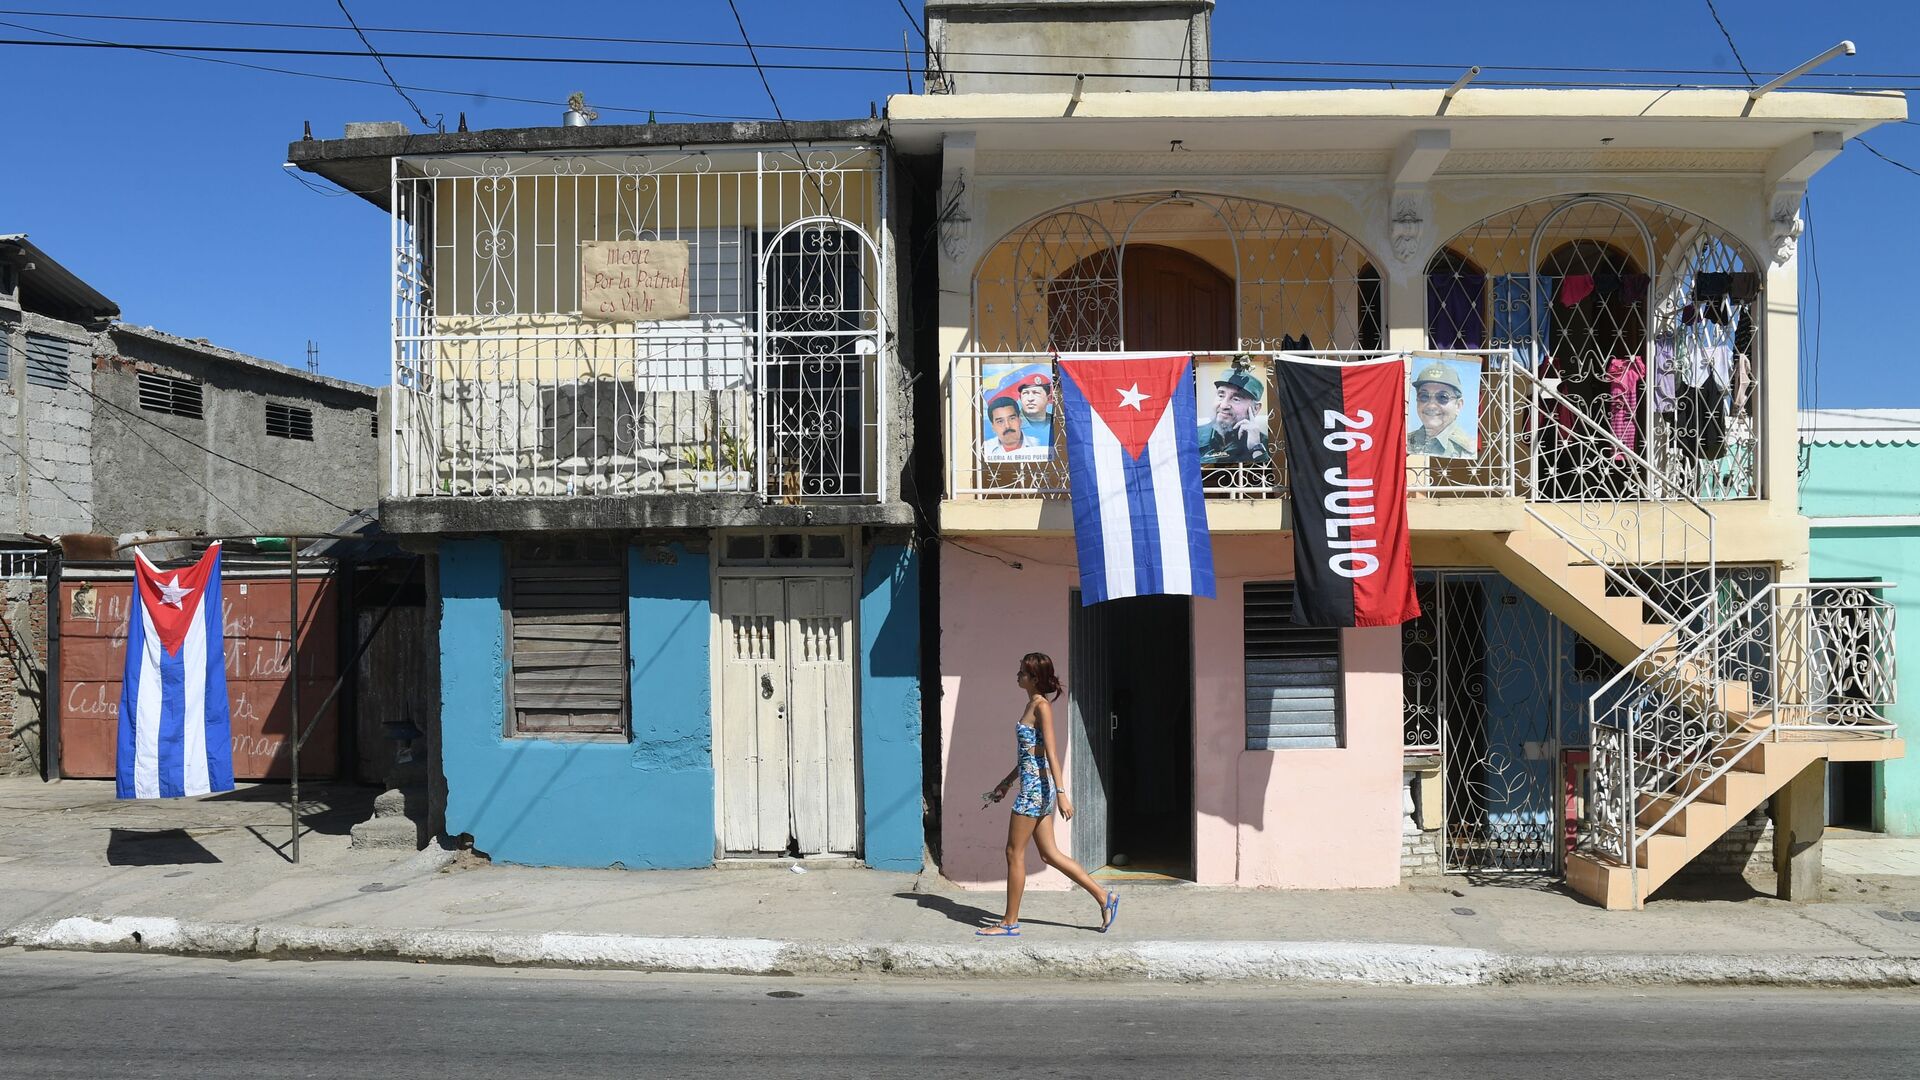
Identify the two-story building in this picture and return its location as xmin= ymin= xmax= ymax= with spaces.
xmin=898 ymin=0 xmax=1904 ymax=907
xmin=290 ymin=119 xmax=929 ymax=870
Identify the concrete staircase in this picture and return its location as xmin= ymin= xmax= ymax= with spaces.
xmin=1463 ymin=517 xmax=1903 ymax=910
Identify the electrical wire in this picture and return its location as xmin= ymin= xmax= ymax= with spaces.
xmin=0 ymin=429 xmax=95 ymax=518
xmin=1854 ymin=138 xmax=1920 ymax=178
xmin=86 ymin=389 xmax=264 ymax=532
xmin=1702 ymin=0 xmax=1754 ymax=86
xmin=0 ymin=18 xmax=778 ymax=123
xmin=3 ymin=8 xmax=1917 ymax=81
xmin=6 ymin=35 xmax=1919 ymax=91
xmin=79 ymin=381 xmax=358 ymax=515
xmin=333 ymin=0 xmax=437 ymax=131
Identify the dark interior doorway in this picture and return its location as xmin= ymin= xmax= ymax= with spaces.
xmin=1068 ymin=592 xmax=1194 ymax=879
xmin=1829 ymin=762 xmax=1877 ymax=830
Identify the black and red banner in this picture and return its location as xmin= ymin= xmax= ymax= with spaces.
xmin=1272 ymin=355 xmax=1420 ymax=627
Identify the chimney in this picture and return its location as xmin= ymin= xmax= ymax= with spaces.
xmin=923 ymin=0 xmax=1213 ymax=94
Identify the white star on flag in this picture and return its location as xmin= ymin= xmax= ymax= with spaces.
xmin=157 ymin=575 xmax=190 ymax=608
xmin=1116 ymin=383 xmax=1149 ymax=410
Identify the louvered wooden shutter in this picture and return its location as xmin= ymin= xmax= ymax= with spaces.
xmin=508 ymin=542 xmax=627 ymax=736
xmin=1244 ymin=581 xmax=1342 ymax=749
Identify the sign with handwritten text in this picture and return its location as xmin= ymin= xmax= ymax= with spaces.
xmin=580 ymin=239 xmax=690 ymax=322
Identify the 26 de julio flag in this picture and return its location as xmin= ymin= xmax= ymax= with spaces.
xmin=117 ymin=542 xmax=235 ymax=799
xmin=1058 ymin=353 xmax=1215 ymax=605
xmin=1272 ymin=354 xmax=1420 ymax=627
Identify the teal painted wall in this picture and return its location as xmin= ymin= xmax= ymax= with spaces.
xmin=1803 ymin=441 xmax=1920 ymax=835
xmin=438 ymin=539 xmax=715 ymax=868
xmin=859 ymin=544 xmax=925 ymax=871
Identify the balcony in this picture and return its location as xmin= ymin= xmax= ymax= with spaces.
xmin=387 ymin=146 xmax=891 ymax=503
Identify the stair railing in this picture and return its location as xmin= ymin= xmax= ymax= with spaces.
xmin=1508 ymin=366 xmax=1718 ymax=628
xmin=1584 ymin=582 xmax=1897 ymax=872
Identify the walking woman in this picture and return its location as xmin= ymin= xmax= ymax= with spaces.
xmin=977 ymin=652 xmax=1119 ymax=937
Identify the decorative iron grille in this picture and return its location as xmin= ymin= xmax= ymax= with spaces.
xmin=389 ymin=147 xmax=888 ymax=501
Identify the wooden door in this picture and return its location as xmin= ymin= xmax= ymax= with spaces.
xmin=717 ymin=574 xmax=858 ymax=856
xmin=718 ymin=577 xmax=788 ymax=854
xmin=784 ymin=577 xmax=857 ymax=855
xmin=1121 ymin=245 xmax=1235 ymax=351
xmin=1068 ymin=590 xmax=1112 ymax=871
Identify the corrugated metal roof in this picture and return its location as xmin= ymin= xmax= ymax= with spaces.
xmin=0 ymin=234 xmax=119 ymax=323
xmin=1799 ymin=409 xmax=1920 ymax=445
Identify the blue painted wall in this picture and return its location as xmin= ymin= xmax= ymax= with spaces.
xmin=859 ymin=543 xmax=925 ymax=871
xmin=439 ymin=539 xmax=715 ymax=868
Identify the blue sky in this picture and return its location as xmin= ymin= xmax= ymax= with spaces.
xmin=2 ymin=1 xmax=1915 ymax=404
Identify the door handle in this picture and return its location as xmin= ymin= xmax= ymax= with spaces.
xmin=1110 ymin=710 xmax=1119 ymax=739
xmin=761 ymin=673 xmax=775 ymax=699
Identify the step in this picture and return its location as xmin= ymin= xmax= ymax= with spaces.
xmin=1565 ymin=851 xmax=1637 ymax=910
xmin=1634 ymin=830 xmax=1691 ymax=871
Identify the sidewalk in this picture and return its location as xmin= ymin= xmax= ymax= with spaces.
xmin=6 ymin=778 xmax=1920 ymax=986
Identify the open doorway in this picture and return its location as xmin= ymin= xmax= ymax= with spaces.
xmin=1067 ymin=591 xmax=1194 ymax=879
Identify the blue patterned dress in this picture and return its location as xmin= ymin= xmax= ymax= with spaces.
xmin=1010 ymin=722 xmax=1055 ymax=818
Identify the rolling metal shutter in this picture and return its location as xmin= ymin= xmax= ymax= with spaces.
xmin=508 ymin=542 xmax=627 ymax=736
xmin=1244 ymin=581 xmax=1342 ymax=750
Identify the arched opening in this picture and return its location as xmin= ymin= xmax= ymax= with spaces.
xmin=1431 ymin=195 xmax=1764 ymax=502
xmin=1048 ymin=244 xmax=1235 ymax=353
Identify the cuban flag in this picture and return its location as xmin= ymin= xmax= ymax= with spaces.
xmin=117 ymin=542 xmax=235 ymax=799
xmin=1059 ymin=353 xmax=1215 ymax=605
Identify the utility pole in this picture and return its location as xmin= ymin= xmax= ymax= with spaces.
xmin=305 ymin=340 xmax=319 ymax=374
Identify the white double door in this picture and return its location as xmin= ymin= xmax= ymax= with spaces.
xmin=717 ymin=575 xmax=858 ymax=856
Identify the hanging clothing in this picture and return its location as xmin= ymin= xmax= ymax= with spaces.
xmin=1559 ymin=274 xmax=1596 ymax=307
xmin=1694 ymin=271 xmax=1731 ymax=301
xmin=1675 ymin=372 xmax=1729 ymax=461
xmin=1605 ymin=355 xmax=1646 ymax=460
xmin=1729 ymin=271 xmax=1760 ymax=302
xmin=1649 ymin=334 xmax=1678 ymax=415
xmin=1490 ymin=273 xmax=1554 ymax=361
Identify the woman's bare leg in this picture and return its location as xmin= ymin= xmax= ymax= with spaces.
xmin=1032 ymin=813 xmax=1111 ymax=910
xmin=1001 ymin=812 xmax=1040 ymax=926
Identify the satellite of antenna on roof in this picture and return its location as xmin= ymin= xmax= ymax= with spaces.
xmin=564 ymin=92 xmax=598 ymax=127
xmin=306 ymin=341 xmax=319 ymax=374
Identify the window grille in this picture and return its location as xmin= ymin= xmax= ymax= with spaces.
xmin=369 ymin=412 xmax=379 ymax=438
xmin=0 ymin=334 xmax=9 ymax=381
xmin=508 ymin=540 xmax=627 ymax=737
xmin=1244 ymin=581 xmax=1342 ymax=750
xmin=137 ymin=371 xmax=204 ymax=419
xmin=23 ymin=333 xmax=70 ymax=389
xmin=265 ymin=402 xmax=314 ymax=441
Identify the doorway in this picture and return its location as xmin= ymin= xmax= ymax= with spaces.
xmin=1067 ymin=591 xmax=1194 ymax=878
xmin=715 ymin=573 xmax=858 ymax=857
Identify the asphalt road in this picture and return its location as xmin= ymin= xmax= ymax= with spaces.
xmin=3 ymin=950 xmax=1919 ymax=1079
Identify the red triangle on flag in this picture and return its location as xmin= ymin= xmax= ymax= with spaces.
xmin=1059 ymin=354 xmax=1192 ymax=459
xmin=134 ymin=542 xmax=221 ymax=657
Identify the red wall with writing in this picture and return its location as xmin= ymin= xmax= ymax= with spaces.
xmin=59 ymin=575 xmax=340 ymax=780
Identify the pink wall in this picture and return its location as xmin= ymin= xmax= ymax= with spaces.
xmin=938 ymin=534 xmax=1405 ymax=891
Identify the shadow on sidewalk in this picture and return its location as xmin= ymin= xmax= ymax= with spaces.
xmin=893 ymin=892 xmax=1083 ymax=931
xmin=106 ymin=829 xmax=221 ymax=866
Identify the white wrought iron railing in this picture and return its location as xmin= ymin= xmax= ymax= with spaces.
xmin=946 ymin=349 xmax=1528 ymax=501
xmin=389 ymin=146 xmax=890 ymax=502
xmin=1585 ymin=582 xmax=1898 ymax=870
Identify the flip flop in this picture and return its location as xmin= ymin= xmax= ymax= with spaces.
xmin=975 ymin=922 xmax=1021 ymax=937
xmin=1100 ymin=891 xmax=1120 ymax=933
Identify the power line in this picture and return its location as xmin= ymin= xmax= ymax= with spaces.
xmin=1702 ymin=0 xmax=1754 ymax=86
xmin=5 ymin=8 xmax=1919 ymax=81
xmin=79 ymin=382 xmax=358 ymax=515
xmin=85 ymin=391 xmax=264 ymax=531
xmin=333 ymin=0 xmax=437 ymax=131
xmin=0 ymin=18 xmax=777 ymax=123
xmin=9 ymin=35 xmax=1920 ymax=91
xmin=1855 ymin=137 xmax=1920 ymax=178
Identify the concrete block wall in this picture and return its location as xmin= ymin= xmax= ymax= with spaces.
xmin=1 ymin=312 xmax=96 ymax=537
xmin=1675 ymin=807 xmax=1774 ymax=878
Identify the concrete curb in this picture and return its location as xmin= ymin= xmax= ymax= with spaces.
xmin=8 ymin=915 xmax=1920 ymax=988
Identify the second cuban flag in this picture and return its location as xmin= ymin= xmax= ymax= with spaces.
xmin=1059 ymin=353 xmax=1215 ymax=605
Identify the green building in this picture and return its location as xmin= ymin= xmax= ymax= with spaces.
xmin=1801 ymin=409 xmax=1920 ymax=835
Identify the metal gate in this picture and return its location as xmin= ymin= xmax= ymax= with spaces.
xmin=1405 ymin=572 xmax=1599 ymax=874
xmin=57 ymin=567 xmax=340 ymax=780
xmin=715 ymin=573 xmax=858 ymax=857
